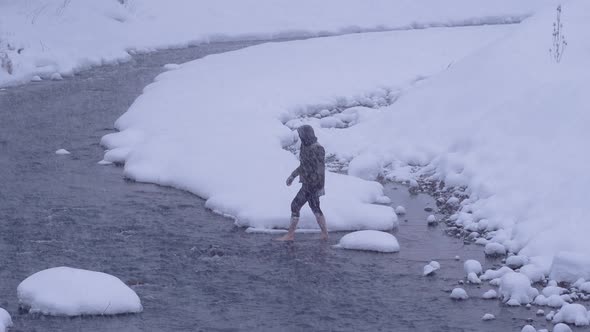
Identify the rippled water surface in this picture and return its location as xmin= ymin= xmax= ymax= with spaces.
xmin=0 ymin=41 xmax=556 ymax=331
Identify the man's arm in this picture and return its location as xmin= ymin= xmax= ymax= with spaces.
xmin=286 ymin=166 xmax=300 ymax=186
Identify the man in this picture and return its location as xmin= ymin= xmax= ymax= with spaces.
xmin=276 ymin=125 xmax=328 ymax=241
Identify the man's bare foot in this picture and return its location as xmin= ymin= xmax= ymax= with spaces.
xmin=274 ymin=234 xmax=295 ymax=241
xmin=320 ymin=232 xmax=329 ymax=241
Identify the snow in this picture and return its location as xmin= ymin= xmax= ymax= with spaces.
xmin=426 ymin=215 xmax=437 ymax=225
xmin=484 ymin=242 xmax=507 ymax=256
xmin=17 ymin=267 xmax=142 ymax=316
xmin=467 ymin=273 xmax=481 ymax=284
xmin=394 ymin=206 xmax=406 ymax=215
xmin=482 ymin=289 xmax=497 ymax=299
xmin=537 ymin=309 xmax=545 ymax=316
xmin=55 ymin=149 xmax=70 ymax=155
xmin=482 ymin=313 xmax=495 ymax=321
xmin=348 ymin=153 xmax=382 ymax=181
xmin=30 ymin=75 xmax=42 ymax=82
xmin=552 ymin=303 xmax=590 ymax=326
xmin=101 ymin=25 xmax=519 ymax=233
xmin=521 ymin=326 xmax=536 ymax=332
xmin=335 ymin=230 xmax=400 ymax=253
xmin=0 ymin=0 xmax=553 ymax=87
xmin=481 ymin=266 xmax=514 ymax=281
xmin=550 ymin=252 xmax=590 ymax=283
xmin=464 ymin=260 xmax=482 ymax=276
xmin=0 ymin=308 xmax=12 ymax=332
xmin=542 ymin=286 xmax=567 ymax=297
xmin=498 ymin=272 xmax=539 ymax=306
xmin=506 ymin=255 xmax=530 ymax=269
xmin=580 ymin=282 xmax=590 ymax=293
xmin=423 ymin=261 xmax=440 ymax=276
xmin=553 ymin=323 xmax=573 ymax=332
xmin=450 ymin=288 xmax=468 ymax=300
xmin=50 ymin=73 xmax=63 ymax=81
xmin=163 ymin=64 xmax=181 ymax=71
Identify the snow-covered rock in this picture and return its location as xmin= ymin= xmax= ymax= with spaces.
xmin=467 ymin=272 xmax=481 ymax=284
xmin=481 ymin=266 xmax=514 ymax=281
xmin=536 ymin=309 xmax=545 ymax=316
xmin=482 ymin=289 xmax=497 ymax=299
xmin=552 ymin=303 xmax=590 ymax=326
xmin=484 ymin=242 xmax=506 ymax=256
xmin=50 ymin=73 xmax=63 ymax=81
xmin=394 ymin=206 xmax=406 ymax=215
xmin=521 ymin=325 xmax=536 ymax=332
xmin=506 ymin=255 xmax=529 ymax=269
xmin=552 ymin=323 xmax=573 ymax=332
xmin=450 ymin=288 xmax=468 ymax=300
xmin=31 ymin=75 xmax=42 ymax=82
xmin=423 ymin=261 xmax=440 ymax=276
xmin=0 ymin=308 xmax=12 ymax=332
xmin=335 ymin=230 xmax=399 ymax=253
xmin=17 ymin=267 xmax=143 ymax=316
xmin=482 ymin=313 xmax=495 ymax=321
xmin=498 ymin=272 xmax=539 ymax=306
xmin=464 ymin=260 xmax=482 ymax=275
xmin=580 ymin=282 xmax=590 ymax=293
xmin=542 ymin=286 xmax=567 ymax=297
xmin=55 ymin=149 xmax=71 ymax=155
xmin=426 ymin=215 xmax=437 ymax=225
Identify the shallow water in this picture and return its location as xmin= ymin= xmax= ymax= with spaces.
xmin=0 ymin=40 xmax=561 ymax=331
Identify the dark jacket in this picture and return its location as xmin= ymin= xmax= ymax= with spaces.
xmin=290 ymin=125 xmax=325 ymax=194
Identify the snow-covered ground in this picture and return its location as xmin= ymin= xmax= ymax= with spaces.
xmin=0 ymin=0 xmax=553 ymax=87
xmin=102 ymin=24 xmax=513 ymax=232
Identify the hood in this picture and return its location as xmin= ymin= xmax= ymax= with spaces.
xmin=297 ymin=125 xmax=317 ymax=146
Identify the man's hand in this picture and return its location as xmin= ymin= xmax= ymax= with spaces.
xmin=286 ymin=175 xmax=294 ymax=186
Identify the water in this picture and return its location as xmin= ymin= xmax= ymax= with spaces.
xmin=0 ymin=41 xmax=555 ymax=331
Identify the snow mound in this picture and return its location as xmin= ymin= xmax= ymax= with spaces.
xmin=552 ymin=304 xmax=590 ymax=326
xmin=17 ymin=267 xmax=143 ymax=316
xmin=550 ymin=252 xmax=590 ymax=283
xmin=482 ymin=313 xmax=495 ymax=321
xmin=506 ymin=255 xmax=530 ymax=269
xmin=481 ymin=266 xmax=514 ymax=281
xmin=499 ymin=272 xmax=539 ymax=306
xmin=467 ymin=272 xmax=481 ymax=284
xmin=484 ymin=242 xmax=506 ymax=256
xmin=521 ymin=325 xmax=536 ymax=332
xmin=31 ymin=75 xmax=42 ymax=82
xmin=553 ymin=323 xmax=573 ymax=332
xmin=427 ymin=215 xmax=437 ymax=225
xmin=464 ymin=260 xmax=482 ymax=275
xmin=450 ymin=288 xmax=468 ymax=300
xmin=50 ymin=73 xmax=63 ymax=81
xmin=0 ymin=308 xmax=12 ymax=332
xmin=542 ymin=286 xmax=567 ymax=297
xmin=423 ymin=261 xmax=440 ymax=276
xmin=55 ymin=149 xmax=71 ymax=155
xmin=394 ymin=206 xmax=406 ymax=215
xmin=335 ymin=230 xmax=399 ymax=253
xmin=482 ymin=289 xmax=497 ymax=299
xmin=348 ymin=153 xmax=382 ymax=181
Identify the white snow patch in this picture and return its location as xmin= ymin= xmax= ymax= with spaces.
xmin=482 ymin=289 xmax=497 ymax=299
xmin=423 ymin=261 xmax=440 ymax=276
xmin=482 ymin=313 xmax=495 ymax=321
xmin=0 ymin=308 xmax=12 ymax=332
xmin=394 ymin=206 xmax=406 ymax=215
xmin=55 ymin=149 xmax=70 ymax=155
xmin=17 ymin=267 xmax=143 ymax=316
xmin=450 ymin=288 xmax=468 ymax=300
xmin=335 ymin=230 xmax=399 ymax=253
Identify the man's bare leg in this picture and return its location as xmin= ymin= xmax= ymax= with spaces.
xmin=275 ymin=217 xmax=299 ymax=241
xmin=315 ymin=214 xmax=328 ymax=240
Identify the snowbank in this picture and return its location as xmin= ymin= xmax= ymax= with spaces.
xmin=102 ymin=25 xmax=515 ymax=231
xmin=18 ymin=267 xmax=142 ymax=316
xmin=335 ymin=230 xmax=400 ymax=253
xmin=318 ymin=0 xmax=590 ymax=281
xmin=0 ymin=0 xmax=553 ymax=87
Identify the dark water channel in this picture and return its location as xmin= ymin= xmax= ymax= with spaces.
xmin=0 ymin=40 xmax=556 ymax=331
